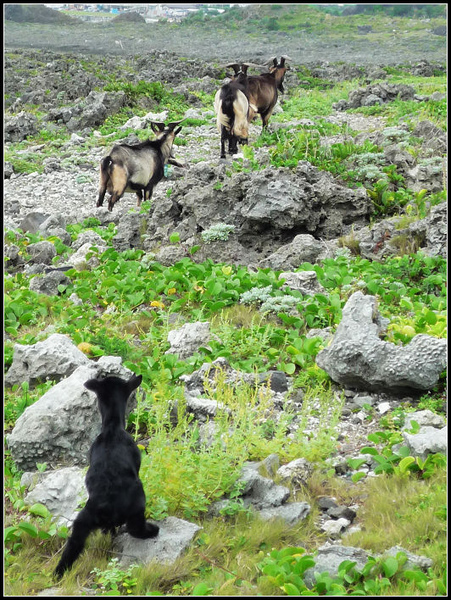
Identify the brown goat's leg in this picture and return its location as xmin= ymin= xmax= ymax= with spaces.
xmin=136 ymin=190 xmax=143 ymax=207
xmin=261 ymin=109 xmax=274 ymax=129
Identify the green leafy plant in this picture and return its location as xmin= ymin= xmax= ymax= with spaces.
xmin=257 ymin=547 xmax=316 ymax=594
xmin=91 ymin=558 xmax=139 ymax=595
xmin=354 ymin=426 xmax=447 ymax=481
xmin=257 ymin=548 xmax=445 ymax=595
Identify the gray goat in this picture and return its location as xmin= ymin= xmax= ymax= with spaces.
xmin=97 ymin=121 xmax=183 ymax=212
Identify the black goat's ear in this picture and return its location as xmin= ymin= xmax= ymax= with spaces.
xmin=174 ymin=126 xmax=182 ymax=136
xmin=128 ymin=374 xmax=143 ymax=393
xmin=84 ymin=378 xmax=100 ymax=393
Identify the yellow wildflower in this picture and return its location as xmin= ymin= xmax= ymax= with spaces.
xmin=150 ymin=300 xmax=165 ymax=309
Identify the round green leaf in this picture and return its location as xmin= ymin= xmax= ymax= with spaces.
xmin=28 ymin=503 xmax=51 ymax=518
xmin=382 ymin=556 xmax=399 ymax=578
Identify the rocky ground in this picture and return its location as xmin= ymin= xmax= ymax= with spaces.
xmin=3 ymin=13 xmax=447 ymax=65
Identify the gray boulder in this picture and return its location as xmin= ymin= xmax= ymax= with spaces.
xmin=276 ymin=458 xmax=313 ymax=488
xmin=412 ymin=120 xmax=447 ymax=153
xmin=278 ymin=270 xmax=327 ymax=295
xmin=384 ymin=546 xmax=433 ymax=571
xmin=4 ymin=110 xmax=38 ymax=142
xmin=185 ymin=396 xmax=231 ymax=422
xmin=66 ymin=90 xmax=114 ymax=132
xmin=238 ymin=462 xmax=291 ymax=509
xmin=166 ymin=321 xmax=215 ymax=359
xmin=19 ymin=211 xmax=51 ymax=234
xmin=140 ymin=163 xmax=370 ymax=267
xmin=115 ymin=517 xmax=202 ymax=568
xmin=7 ymin=356 xmax=134 ymax=471
xmin=5 ymin=333 xmax=90 ymax=388
xmin=4 ymin=244 xmax=25 ymax=271
xmin=410 ymin=202 xmax=447 ymax=258
xmin=67 ymin=241 xmax=107 ymax=270
xmin=72 ymin=230 xmax=106 ymax=251
xmin=112 ymin=213 xmax=147 ymax=252
xmin=320 ymin=518 xmax=352 ymax=538
xmin=257 ymin=502 xmax=311 ymax=525
xmin=29 ymin=270 xmax=71 ymax=296
xmin=334 ymin=83 xmax=415 ymax=111
xmin=354 ymin=201 xmax=447 ymax=260
xmin=23 ymin=466 xmax=87 ymax=527
xmin=304 ymin=544 xmax=434 ymax=587
xmin=403 ymin=409 xmax=446 ymax=430
xmin=402 ymin=426 xmax=447 ymax=461
xmin=316 ymin=292 xmax=446 ymax=393
xmin=27 ymin=240 xmax=57 ymax=265
xmin=304 ymin=545 xmax=369 ymax=587
xmin=259 ymin=235 xmax=330 ymax=270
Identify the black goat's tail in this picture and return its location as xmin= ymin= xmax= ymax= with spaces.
xmin=214 ymin=89 xmax=249 ymax=140
xmin=214 ymin=89 xmax=231 ymax=132
xmin=231 ymin=90 xmax=249 ymax=140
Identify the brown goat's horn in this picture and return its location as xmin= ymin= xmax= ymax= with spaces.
xmin=242 ymin=62 xmax=265 ymax=69
xmin=262 ymin=57 xmax=277 ymax=67
xmin=224 ymin=62 xmax=241 ymax=71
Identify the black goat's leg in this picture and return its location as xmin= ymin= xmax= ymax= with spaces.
xmin=108 ymin=191 xmax=122 ymax=212
xmin=126 ymin=511 xmax=159 ymax=539
xmin=97 ymin=187 xmax=106 ymax=207
xmin=144 ymin=185 xmax=154 ymax=203
xmin=228 ymin=134 xmax=238 ymax=155
xmin=54 ymin=508 xmax=97 ymax=579
xmin=220 ymin=128 xmax=227 ymax=159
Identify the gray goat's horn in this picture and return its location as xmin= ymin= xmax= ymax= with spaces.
xmin=166 ymin=120 xmax=184 ymax=129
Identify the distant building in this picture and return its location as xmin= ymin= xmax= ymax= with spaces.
xmin=45 ymin=3 xmax=221 ymax=21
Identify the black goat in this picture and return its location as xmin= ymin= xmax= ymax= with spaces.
xmin=214 ymin=63 xmax=254 ymax=159
xmin=247 ymin=56 xmax=291 ymax=129
xmin=54 ymin=373 xmax=159 ymax=578
xmin=97 ymin=121 xmax=182 ymax=211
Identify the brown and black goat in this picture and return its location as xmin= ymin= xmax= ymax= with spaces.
xmin=247 ymin=56 xmax=291 ymax=130
xmin=214 ymin=63 xmax=256 ymax=159
xmin=97 ymin=121 xmax=183 ymax=212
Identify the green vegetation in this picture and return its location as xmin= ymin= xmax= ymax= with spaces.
xmin=182 ymin=4 xmax=446 ymax=38
xmin=4 ymin=219 xmax=447 ymax=594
